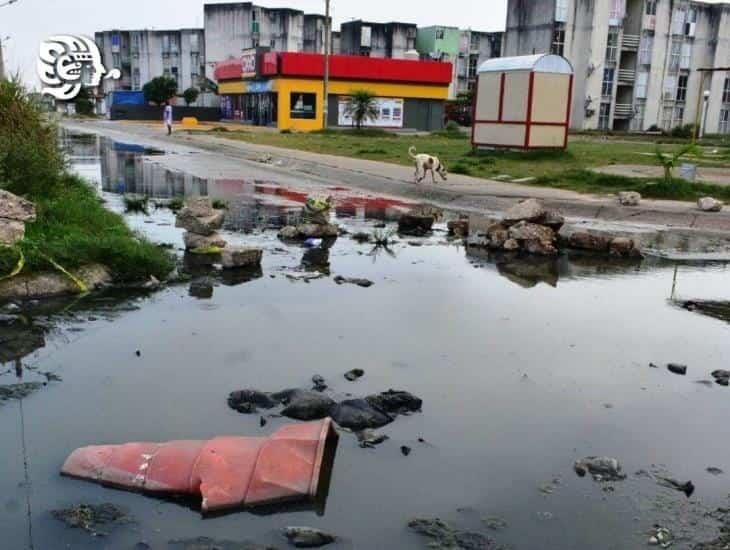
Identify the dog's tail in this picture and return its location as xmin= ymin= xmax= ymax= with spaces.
xmin=408 ymin=146 xmax=417 ymax=160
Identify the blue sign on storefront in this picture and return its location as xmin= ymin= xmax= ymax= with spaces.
xmin=248 ymin=80 xmax=273 ymax=94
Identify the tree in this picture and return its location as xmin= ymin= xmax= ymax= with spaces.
xmin=74 ymin=86 xmax=94 ymax=116
xmin=654 ymin=144 xmax=697 ymax=184
xmin=344 ymin=90 xmax=378 ymax=130
xmin=183 ymin=87 xmax=200 ymax=106
xmin=142 ymin=76 xmax=178 ymax=106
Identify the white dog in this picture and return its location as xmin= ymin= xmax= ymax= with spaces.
xmin=408 ymin=146 xmax=448 ymax=184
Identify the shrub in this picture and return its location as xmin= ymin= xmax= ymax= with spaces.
xmin=670 ymin=124 xmax=696 ymax=139
xmin=183 ymin=87 xmax=200 ymax=106
xmin=450 ymin=163 xmax=472 ymax=176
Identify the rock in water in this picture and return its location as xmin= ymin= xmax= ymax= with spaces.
xmin=508 ymin=221 xmax=557 ymax=256
xmin=486 ymin=223 xmax=509 ymax=249
xmin=278 ymin=226 xmax=300 ymax=240
xmin=503 ymin=238 xmax=520 ymax=251
xmin=365 ymin=390 xmax=423 ymax=415
xmin=609 ymin=237 xmax=641 ymax=257
xmin=330 ymin=398 xmax=393 ymax=430
xmin=567 ymin=231 xmax=611 ymax=252
xmin=183 ymin=232 xmax=227 ymax=251
xmin=356 ymin=429 xmax=389 ymax=448
xmin=311 ymin=375 xmax=328 ymax=392
xmin=618 ymin=191 xmax=642 ymax=206
xmin=283 ymin=527 xmax=335 ymax=548
xmin=176 ymin=209 xmax=225 ymax=236
xmin=221 ymin=247 xmax=263 ymax=269
xmin=447 ymin=220 xmax=470 ymax=237
xmin=398 ymin=213 xmax=435 ymax=236
xmin=344 ymin=369 xmax=365 ymax=381
xmin=698 ymin=197 xmax=723 ymax=212
xmin=276 ymin=389 xmax=336 ymax=421
xmin=712 ymin=370 xmax=730 ymax=386
xmin=227 ymin=390 xmax=279 ymax=414
xmin=542 ymin=209 xmax=565 ymax=232
xmin=503 ymin=198 xmax=546 ymax=226
xmin=574 ymin=456 xmax=626 ymax=482
xmin=297 ymin=224 xmax=339 ymax=239
xmin=667 ymin=363 xmax=687 ymax=375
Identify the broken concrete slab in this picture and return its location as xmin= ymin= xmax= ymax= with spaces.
xmin=184 ymin=232 xmax=227 ymax=251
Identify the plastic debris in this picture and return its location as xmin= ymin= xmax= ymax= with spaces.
xmin=61 ymin=418 xmax=338 ymax=514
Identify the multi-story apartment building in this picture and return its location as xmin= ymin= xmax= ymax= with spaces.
xmin=339 ymin=20 xmax=418 ymax=58
xmin=204 ymin=3 xmax=328 ymax=80
xmin=417 ymin=27 xmax=503 ymax=98
xmin=95 ymin=29 xmax=205 ymax=99
xmin=504 ymin=0 xmax=730 ymax=134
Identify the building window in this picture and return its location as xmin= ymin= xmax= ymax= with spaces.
xmin=555 ymin=0 xmax=569 ymax=22
xmin=676 ymin=74 xmax=688 ymax=102
xmin=599 ymin=103 xmax=611 ymax=130
xmin=468 ymin=56 xmax=478 ymax=79
xmin=663 ymin=75 xmax=677 ymax=100
xmin=723 ymin=77 xmax=730 ymax=104
xmin=436 ymin=29 xmax=445 ymax=40
xmin=290 ymin=93 xmax=317 ymax=119
xmin=551 ymin=23 xmax=565 ymax=56
xmin=669 ymin=38 xmax=682 ymax=72
xmin=132 ymin=68 xmax=140 ymax=89
xmin=606 ymin=27 xmax=620 ymax=64
xmin=470 ymin=33 xmax=480 ymax=51
xmin=662 ymin=106 xmax=674 ymax=130
xmin=632 ymin=100 xmax=646 ymax=131
xmin=674 ymin=105 xmax=684 ymax=126
xmin=646 ymin=0 xmax=657 ymax=15
xmin=639 ymin=34 xmax=653 ymax=65
xmin=602 ymin=68 xmax=615 ymax=97
xmin=636 ymin=71 xmax=649 ymax=98
xmin=720 ymin=109 xmax=730 ymax=134
xmin=671 ymin=7 xmax=686 ymax=35
xmin=270 ymin=39 xmax=276 ymax=48
xmin=112 ymin=52 xmax=121 ymax=69
xmin=680 ymin=42 xmax=692 ymax=69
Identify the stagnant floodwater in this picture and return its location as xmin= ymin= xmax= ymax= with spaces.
xmin=1 ymin=132 xmax=730 ymax=549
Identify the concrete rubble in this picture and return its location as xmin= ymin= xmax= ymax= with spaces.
xmin=0 ymin=189 xmax=36 ymax=246
xmin=278 ymin=196 xmax=339 ymax=240
xmin=618 ymin=191 xmax=642 ymax=206
xmin=176 ymin=198 xmax=228 ymax=250
xmin=698 ymin=197 xmax=723 ymax=212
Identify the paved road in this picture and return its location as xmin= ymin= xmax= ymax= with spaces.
xmin=63 ymin=119 xmax=730 ymax=258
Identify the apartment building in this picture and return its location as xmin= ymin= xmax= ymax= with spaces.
xmin=339 ymin=20 xmax=418 ymax=58
xmin=95 ymin=29 xmax=205 ymax=99
xmin=504 ymin=0 xmax=730 ymax=134
xmin=204 ymin=3 xmax=328 ymax=80
xmin=417 ymin=27 xmax=503 ymax=98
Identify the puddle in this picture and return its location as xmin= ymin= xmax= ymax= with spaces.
xmin=1 ymin=132 xmax=729 ymax=549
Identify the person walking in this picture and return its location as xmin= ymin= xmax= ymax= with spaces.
xmin=163 ymin=101 xmax=173 ymax=136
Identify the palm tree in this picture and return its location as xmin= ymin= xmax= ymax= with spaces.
xmin=344 ymin=90 xmax=378 ymax=130
xmin=654 ymin=144 xmax=697 ymax=184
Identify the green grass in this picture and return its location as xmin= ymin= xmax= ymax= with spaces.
xmin=5 ymin=174 xmax=174 ymax=282
xmin=0 ymin=79 xmax=174 ymax=283
xmin=213 ymin=129 xmax=730 ymax=202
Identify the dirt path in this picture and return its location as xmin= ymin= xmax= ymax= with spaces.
xmin=62 ymin=120 xmax=730 ymax=258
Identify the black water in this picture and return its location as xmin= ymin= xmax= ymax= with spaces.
xmin=1 ymin=133 xmax=730 ymax=549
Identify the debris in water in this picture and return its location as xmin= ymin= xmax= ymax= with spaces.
xmin=61 ymin=419 xmax=339 ymax=514
xmin=711 ymin=370 xmax=730 ymax=386
xmin=707 ymin=467 xmax=724 ymax=476
xmin=334 ymin=276 xmax=374 ymax=288
xmin=667 ymin=364 xmax=688 ymax=376
xmin=282 ymin=526 xmax=336 ymax=548
xmin=311 ymin=375 xmax=327 ymax=392
xmin=401 ymin=445 xmax=412 ymax=456
xmin=276 ymin=389 xmax=336 ymax=421
xmin=51 ymin=503 xmax=131 ymax=536
xmin=356 ymin=429 xmax=389 ymax=448
xmin=344 ymin=369 xmax=365 ymax=381
xmin=657 ymin=476 xmax=695 ymax=497
xmin=574 ymin=457 xmax=627 ymax=482
xmin=330 ymin=398 xmax=393 ymax=430
xmin=259 ymin=416 xmax=267 ymax=427
xmin=228 ymin=390 xmax=279 ymax=414
xmin=408 ymin=517 xmax=496 ymax=549
xmin=648 ymin=526 xmax=673 ymax=548
xmin=135 ymin=349 xmax=141 ymax=357
xmin=483 ymin=517 xmax=508 ymax=531
xmin=169 ymin=537 xmax=276 ymax=549
xmin=365 ymin=390 xmax=422 ymax=415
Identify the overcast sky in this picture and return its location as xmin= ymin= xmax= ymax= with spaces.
xmin=1 ymin=0 xmax=507 ymax=89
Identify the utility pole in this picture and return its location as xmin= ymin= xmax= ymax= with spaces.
xmin=0 ymin=36 xmax=5 ymax=81
xmin=322 ymin=0 xmax=330 ymax=130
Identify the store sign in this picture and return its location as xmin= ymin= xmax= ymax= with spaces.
xmin=247 ymin=80 xmax=272 ymax=93
xmin=338 ymin=97 xmax=404 ymax=128
xmin=242 ymin=49 xmax=257 ymax=78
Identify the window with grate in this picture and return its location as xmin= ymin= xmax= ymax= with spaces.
xmin=646 ymin=0 xmax=657 ymax=15
xmin=723 ymin=77 xmax=730 ymax=104
xmin=602 ymin=68 xmax=615 ymax=97
xmin=662 ymin=106 xmax=674 ymax=130
xmin=639 ymin=34 xmax=653 ymax=65
xmin=669 ymin=38 xmax=682 ymax=72
xmin=606 ymin=27 xmax=620 ymax=64
xmin=636 ymin=71 xmax=649 ymax=98
xmin=599 ymin=103 xmax=611 ymax=130
xmin=551 ymin=24 xmax=565 ymax=56
xmin=676 ymin=74 xmax=688 ymax=102
xmin=720 ymin=109 xmax=729 ymax=134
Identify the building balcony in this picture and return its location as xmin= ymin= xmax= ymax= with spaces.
xmin=614 ymin=104 xmax=634 ymax=119
xmin=618 ymin=69 xmax=636 ymax=85
xmin=622 ymin=34 xmax=640 ymax=52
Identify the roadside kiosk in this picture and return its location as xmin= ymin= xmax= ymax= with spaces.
xmin=472 ymin=54 xmax=574 ymax=150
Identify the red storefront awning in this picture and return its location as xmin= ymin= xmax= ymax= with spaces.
xmin=214 ymin=59 xmax=244 ymax=81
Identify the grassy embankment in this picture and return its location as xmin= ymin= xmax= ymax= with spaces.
xmin=201 ymin=126 xmax=730 ymax=203
xmin=0 ymin=80 xmax=173 ymax=282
